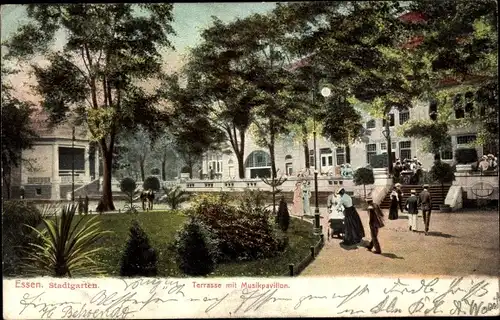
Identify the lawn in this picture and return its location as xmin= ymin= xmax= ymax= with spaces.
xmin=88 ymin=210 xmax=319 ymax=277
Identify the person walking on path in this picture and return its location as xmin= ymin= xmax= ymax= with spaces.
xmin=292 ymin=181 xmax=303 ymax=216
xmin=418 ymin=184 xmax=433 ymax=235
xmin=395 ymin=183 xmax=404 ymax=212
xmin=388 ymin=187 xmax=399 ymax=220
xmin=336 ymin=187 xmax=365 ymax=246
xmin=405 ymin=189 xmax=419 ymax=231
xmin=366 ymin=198 xmax=384 ymax=254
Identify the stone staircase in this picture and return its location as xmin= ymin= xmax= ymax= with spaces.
xmin=380 ymin=184 xmax=451 ymax=211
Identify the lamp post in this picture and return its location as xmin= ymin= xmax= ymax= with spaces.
xmin=382 ymin=121 xmax=393 ymax=175
xmin=71 ymin=126 xmax=75 ymax=202
xmin=309 ymin=75 xmax=322 ymax=235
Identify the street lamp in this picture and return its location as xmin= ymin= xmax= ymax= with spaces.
xmin=71 ymin=126 xmax=75 ymax=202
xmin=382 ymin=124 xmax=393 ymax=175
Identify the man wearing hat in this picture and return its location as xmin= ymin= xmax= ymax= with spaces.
xmin=366 ymin=198 xmax=384 ymax=254
xmin=395 ymin=183 xmax=404 ymax=212
xmin=418 ymin=184 xmax=433 ymax=235
xmin=405 ymin=189 xmax=419 ymax=231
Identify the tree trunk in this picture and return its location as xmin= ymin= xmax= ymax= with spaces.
xmin=302 ymin=124 xmax=310 ymax=168
xmin=140 ymin=160 xmax=145 ymax=182
xmin=345 ymin=144 xmax=351 ymax=164
xmin=363 ymin=184 xmax=366 ymax=199
xmin=237 ymin=130 xmax=246 ymax=179
xmin=269 ymin=132 xmax=277 ymax=179
xmin=99 ymin=142 xmax=115 ymax=211
xmin=161 ymin=160 xmax=166 ymax=181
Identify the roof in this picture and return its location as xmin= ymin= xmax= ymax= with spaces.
xmin=30 ymin=108 xmax=88 ymax=140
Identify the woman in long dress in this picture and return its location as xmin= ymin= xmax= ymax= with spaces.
xmin=388 ymin=187 xmax=399 ymax=220
xmin=336 ymin=188 xmax=365 ymax=246
xmin=302 ymin=181 xmax=312 ymax=216
xmin=292 ymin=181 xmax=303 ymax=216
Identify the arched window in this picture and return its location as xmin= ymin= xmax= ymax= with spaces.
xmin=285 ymin=154 xmax=292 ymax=160
xmin=245 ymin=150 xmax=272 ymax=168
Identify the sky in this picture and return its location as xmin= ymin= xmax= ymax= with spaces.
xmin=0 ymin=3 xmax=277 ymax=101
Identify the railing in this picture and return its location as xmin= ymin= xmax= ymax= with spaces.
xmin=284 ymin=234 xmax=325 ymax=277
xmin=59 ymin=170 xmax=86 ymax=176
xmin=27 ymin=177 xmax=51 ymax=184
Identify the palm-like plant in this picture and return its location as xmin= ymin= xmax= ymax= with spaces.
xmin=162 ymin=186 xmax=191 ymax=210
xmin=22 ymin=203 xmax=111 ymax=277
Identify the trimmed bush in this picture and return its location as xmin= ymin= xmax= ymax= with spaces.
xmin=277 ymin=198 xmax=290 ymax=232
xmin=143 ymin=176 xmax=161 ymax=191
xmin=370 ymin=154 xmax=389 ymax=168
xmin=120 ymin=177 xmax=138 ymax=213
xmin=2 ymin=201 xmax=44 ymax=276
xmin=174 ymin=217 xmax=219 ymax=276
xmin=353 ymin=167 xmax=374 ymax=199
xmin=455 ymin=148 xmax=478 ymax=164
xmin=190 ymin=193 xmax=286 ymax=262
xmin=150 ymin=168 xmax=161 ymax=175
xmin=120 ymin=221 xmax=158 ymax=277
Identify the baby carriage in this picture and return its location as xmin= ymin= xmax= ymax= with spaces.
xmin=327 ymin=203 xmax=345 ymax=240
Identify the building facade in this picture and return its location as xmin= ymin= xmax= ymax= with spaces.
xmin=201 ymin=98 xmax=487 ymax=180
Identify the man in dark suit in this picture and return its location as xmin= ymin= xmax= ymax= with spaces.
xmin=418 ymin=184 xmax=432 ymax=235
xmin=405 ymin=189 xmax=419 ymax=231
xmin=366 ymin=197 xmax=384 ymax=254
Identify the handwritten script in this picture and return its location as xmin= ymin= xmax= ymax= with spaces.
xmin=4 ymin=276 xmax=499 ymax=318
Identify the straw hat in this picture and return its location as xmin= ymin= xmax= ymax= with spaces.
xmin=336 ymin=187 xmax=345 ymax=194
xmin=410 ymin=189 xmax=416 ymax=193
xmin=395 ymin=183 xmax=402 ymax=187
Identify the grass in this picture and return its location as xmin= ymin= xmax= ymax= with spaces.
xmin=11 ymin=210 xmax=319 ymax=277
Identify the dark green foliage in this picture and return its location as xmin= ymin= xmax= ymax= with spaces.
xmin=455 ymin=148 xmax=479 ymax=164
xmin=162 ymin=185 xmax=190 ymax=210
xmin=2 ymin=201 xmax=43 ymax=276
xmin=174 ymin=217 xmax=219 ymax=276
xmin=430 ymin=161 xmax=456 ymax=185
xmin=370 ymin=154 xmax=389 ymax=168
xmin=191 ymin=193 xmax=286 ymax=262
xmin=120 ymin=177 xmax=137 ymax=194
xmin=120 ymin=221 xmax=158 ymax=277
xmin=150 ymin=168 xmax=161 ymax=175
xmin=277 ymin=198 xmax=290 ymax=232
xmin=353 ymin=167 xmax=375 ymax=186
xmin=143 ymin=176 xmax=161 ymax=191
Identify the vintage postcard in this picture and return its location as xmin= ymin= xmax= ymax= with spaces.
xmin=2 ymin=1 xmax=499 ymax=319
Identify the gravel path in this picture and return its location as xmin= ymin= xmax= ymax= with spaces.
xmin=299 ymin=209 xmax=499 ymax=277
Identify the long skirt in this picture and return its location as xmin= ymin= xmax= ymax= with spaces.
xmin=342 ymin=206 xmax=365 ymax=245
xmin=389 ymin=199 xmax=399 ymax=220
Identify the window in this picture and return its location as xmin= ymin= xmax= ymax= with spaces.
xmin=429 ymin=100 xmax=438 ymax=121
xmin=399 ymin=110 xmax=410 ymax=125
xmin=392 ymin=142 xmax=397 ymax=150
xmin=453 ymin=94 xmax=465 ymax=119
xmin=366 ymin=144 xmax=377 ymax=164
xmin=320 ymin=148 xmax=333 ymax=168
xmin=456 ymin=135 xmax=477 ymax=145
xmin=309 ymin=149 xmax=315 ymax=168
xmin=35 ymin=188 xmax=42 ymax=196
xmin=399 ymin=141 xmax=412 ymax=160
xmin=380 ymin=142 xmax=387 ymax=152
xmin=382 ymin=114 xmax=395 ymax=127
xmin=464 ymin=91 xmax=474 ymax=117
xmin=366 ymin=119 xmax=376 ymax=129
xmin=335 ymin=147 xmax=345 ymax=165
xmin=285 ymin=154 xmax=292 ymax=160
xmin=285 ymin=163 xmax=293 ymax=176
xmin=245 ymin=150 xmax=272 ymax=168
xmin=440 ymin=137 xmax=453 ymax=160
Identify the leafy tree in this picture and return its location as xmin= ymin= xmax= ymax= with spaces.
xmin=353 ymin=167 xmax=375 ymax=199
xmin=116 ymin=126 xmax=153 ymax=182
xmin=120 ymin=220 xmax=158 ymax=277
xmin=151 ymin=130 xmax=179 ymax=181
xmin=399 ymin=120 xmax=451 ymax=161
xmin=3 ymin=4 xmax=175 ymax=210
xmin=182 ymin=17 xmax=262 ymax=179
xmin=1 ymin=65 xmax=39 ymax=199
xmin=429 ymin=161 xmax=455 ymax=204
xmin=162 ymin=74 xmax=227 ymax=179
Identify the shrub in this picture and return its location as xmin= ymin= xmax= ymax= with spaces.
xmin=143 ymin=176 xmax=161 ymax=192
xmin=174 ymin=217 xmax=219 ymax=276
xmin=190 ymin=193 xmax=285 ymax=261
xmin=277 ymin=198 xmax=290 ymax=232
xmin=2 ymin=201 xmax=43 ymax=276
xmin=120 ymin=177 xmax=138 ymax=212
xmin=120 ymin=220 xmax=158 ymax=277
xmin=455 ymin=148 xmax=478 ymax=164
xmin=162 ymin=185 xmax=191 ymax=209
xmin=23 ymin=204 xmax=110 ymax=277
xmin=430 ymin=161 xmax=456 ymax=204
xmin=353 ymin=167 xmax=374 ymax=199
xmin=150 ymin=168 xmax=161 ymax=175
xmin=370 ymin=154 xmax=389 ymax=168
